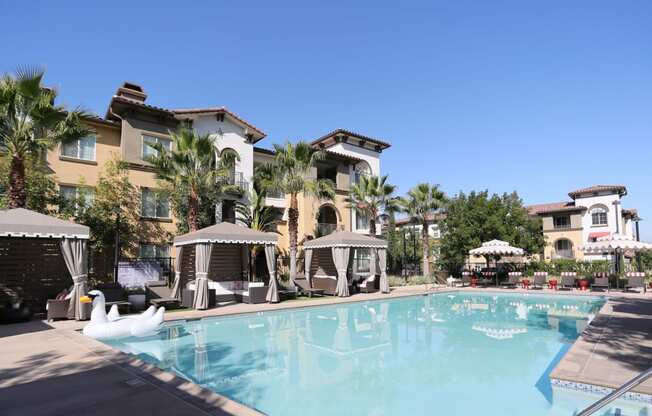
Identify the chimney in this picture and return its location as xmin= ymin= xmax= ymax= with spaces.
xmin=115 ymin=82 xmax=147 ymax=102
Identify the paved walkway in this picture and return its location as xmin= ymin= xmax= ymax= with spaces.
xmin=1 ymin=285 xmax=651 ymax=415
xmin=550 ymin=294 xmax=652 ymax=395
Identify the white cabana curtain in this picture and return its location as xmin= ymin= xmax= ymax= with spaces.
xmin=193 ymin=243 xmax=213 ymax=310
xmin=333 ymin=247 xmax=350 ymax=297
xmin=304 ymin=248 xmax=313 ymax=285
xmin=369 ymin=248 xmax=377 ymax=276
xmin=241 ymin=244 xmax=250 ymax=280
xmin=60 ymin=238 xmax=90 ymax=320
xmin=265 ymin=244 xmax=279 ymax=303
xmin=378 ymin=248 xmax=389 ymax=293
xmin=170 ymin=246 xmax=183 ymax=300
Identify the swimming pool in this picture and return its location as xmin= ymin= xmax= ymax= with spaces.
xmin=103 ymin=292 xmax=650 ymax=415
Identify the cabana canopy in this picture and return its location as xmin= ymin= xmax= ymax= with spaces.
xmin=172 ymin=222 xmax=279 ymax=309
xmin=304 ymin=231 xmax=388 ymax=249
xmin=173 ymin=221 xmax=277 ymax=246
xmin=581 ymin=234 xmax=652 ymax=254
xmin=0 ymin=208 xmax=90 ymax=320
xmin=0 ymin=208 xmax=89 ymax=239
xmin=304 ymin=231 xmax=389 ymax=297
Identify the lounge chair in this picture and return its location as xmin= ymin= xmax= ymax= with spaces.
xmin=145 ymin=281 xmax=181 ymax=308
xmin=359 ymin=274 xmax=379 ymax=293
xmin=461 ymin=272 xmax=473 ymax=287
xmin=294 ymin=277 xmax=324 ymax=298
xmin=96 ymin=283 xmax=132 ymax=313
xmin=532 ymin=273 xmax=547 ymax=289
xmin=591 ymin=277 xmax=610 ymax=292
xmin=560 ymin=274 xmax=576 ymax=290
xmin=501 ymin=273 xmax=521 ymax=288
xmin=625 ymin=273 xmax=646 ymax=293
xmin=312 ymin=275 xmax=338 ymax=295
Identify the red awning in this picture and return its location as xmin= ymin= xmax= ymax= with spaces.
xmin=588 ymin=232 xmax=610 ymax=241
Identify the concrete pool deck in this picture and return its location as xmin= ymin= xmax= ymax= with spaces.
xmin=1 ymin=285 xmax=651 ymax=415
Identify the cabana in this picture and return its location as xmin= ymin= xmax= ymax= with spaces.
xmin=173 ymin=222 xmax=279 ymax=309
xmin=303 ymin=231 xmax=388 ymax=297
xmin=0 ymin=208 xmax=90 ymax=320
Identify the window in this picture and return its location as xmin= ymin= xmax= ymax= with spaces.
xmin=59 ymin=185 xmax=94 ymax=211
xmin=356 ymin=211 xmax=369 ymax=230
xmin=555 ymin=239 xmax=573 ymax=259
xmin=591 ymin=206 xmax=608 ymax=226
xmin=61 ymin=136 xmax=96 ymax=161
xmin=142 ymin=134 xmax=171 ymax=159
xmin=353 ymin=161 xmax=371 ymax=185
xmin=141 ymin=188 xmax=170 ymax=218
xmin=139 ymin=244 xmax=170 ymax=258
xmin=553 ymin=215 xmax=571 ymax=229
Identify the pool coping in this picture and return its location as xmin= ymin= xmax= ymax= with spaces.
xmin=46 ymin=285 xmax=652 ymax=414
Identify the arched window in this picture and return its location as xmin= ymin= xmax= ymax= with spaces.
xmin=590 ymin=205 xmax=608 ymax=226
xmin=555 ymin=239 xmax=573 ymax=259
xmin=220 ymin=148 xmax=238 ymax=183
xmin=353 ymin=161 xmax=371 ymax=185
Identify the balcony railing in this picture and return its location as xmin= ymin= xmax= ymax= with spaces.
xmin=552 ymin=250 xmax=574 ymax=260
xmin=553 ymin=223 xmax=571 ymax=230
xmin=225 ymin=171 xmax=248 ymax=192
xmin=317 ymin=223 xmax=340 ymax=237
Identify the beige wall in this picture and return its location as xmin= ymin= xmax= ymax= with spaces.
xmin=539 ymin=212 xmax=584 ymax=261
xmin=542 ymin=229 xmax=584 ymax=261
xmin=46 ymin=120 xmax=177 ymax=253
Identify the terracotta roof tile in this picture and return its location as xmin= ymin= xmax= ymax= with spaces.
xmin=568 ymin=185 xmax=627 ymax=199
xmin=173 ymin=106 xmax=266 ymax=140
xmin=311 ymin=128 xmax=391 ymax=150
xmin=527 ymin=201 xmax=585 ymax=215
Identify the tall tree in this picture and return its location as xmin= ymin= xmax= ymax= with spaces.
xmin=400 ymin=183 xmax=447 ymax=276
xmin=255 ymin=141 xmax=335 ymax=284
xmin=0 ymin=68 xmax=92 ymax=208
xmin=346 ymin=174 xmax=397 ymax=235
xmin=236 ymin=188 xmax=279 ymax=280
xmin=0 ymin=155 xmax=58 ymax=213
xmin=438 ymin=190 xmax=545 ymax=274
xmin=146 ymin=128 xmax=236 ymax=232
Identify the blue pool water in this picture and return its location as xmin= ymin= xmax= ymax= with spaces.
xmin=103 ymin=292 xmax=650 ymax=415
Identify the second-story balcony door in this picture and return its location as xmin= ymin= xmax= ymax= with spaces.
xmin=317 ymin=204 xmax=340 ymax=237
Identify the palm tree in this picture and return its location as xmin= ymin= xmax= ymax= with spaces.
xmin=0 ymin=68 xmax=92 ymax=208
xmin=400 ymin=183 xmax=447 ymax=276
xmin=255 ymin=141 xmax=335 ymax=283
xmin=346 ymin=174 xmax=397 ymax=235
xmin=236 ymin=188 xmax=279 ymax=280
xmin=147 ymin=128 xmax=236 ymax=232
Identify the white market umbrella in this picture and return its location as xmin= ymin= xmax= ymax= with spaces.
xmin=469 ymin=240 xmax=525 ymax=286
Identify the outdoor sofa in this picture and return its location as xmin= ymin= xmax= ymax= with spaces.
xmin=145 ymin=281 xmax=181 ymax=308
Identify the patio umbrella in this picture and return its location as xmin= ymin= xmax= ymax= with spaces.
xmin=469 ymin=240 xmax=525 ymax=286
xmin=581 ymin=234 xmax=652 ymax=286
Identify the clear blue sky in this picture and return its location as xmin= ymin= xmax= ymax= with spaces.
xmin=2 ymin=1 xmax=651 ymax=237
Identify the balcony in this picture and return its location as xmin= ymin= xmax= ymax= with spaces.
xmin=552 ymin=250 xmax=574 ymax=260
xmin=316 ymin=223 xmax=342 ymax=237
xmin=225 ymin=171 xmax=248 ymax=193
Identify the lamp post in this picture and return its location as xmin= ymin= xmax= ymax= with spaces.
xmin=635 ymin=217 xmax=643 ymax=271
xmin=402 ymin=228 xmax=407 ymax=279
xmin=113 ymin=208 xmax=121 ymax=284
xmin=612 ymin=200 xmax=621 ymax=274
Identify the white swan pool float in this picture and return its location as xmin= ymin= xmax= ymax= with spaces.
xmin=81 ymin=290 xmax=165 ymax=340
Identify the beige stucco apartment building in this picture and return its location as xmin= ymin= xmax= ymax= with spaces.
xmin=528 ymin=185 xmax=640 ymax=262
xmin=46 ymin=82 xmax=391 ymax=264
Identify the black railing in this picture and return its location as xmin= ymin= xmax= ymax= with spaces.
xmin=226 ymin=171 xmax=248 ymax=191
xmin=317 ymin=223 xmax=338 ymax=236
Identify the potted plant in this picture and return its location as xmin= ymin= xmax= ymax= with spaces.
xmin=578 ymin=274 xmax=590 ymax=291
